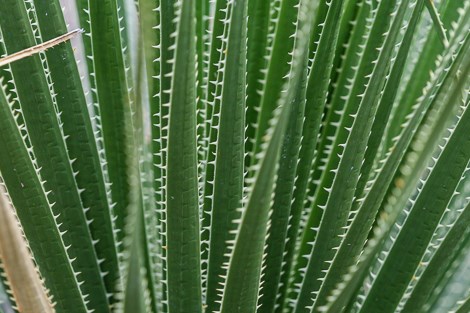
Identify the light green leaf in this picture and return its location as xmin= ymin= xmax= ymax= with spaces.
xmin=165 ymin=1 xmax=202 ymax=312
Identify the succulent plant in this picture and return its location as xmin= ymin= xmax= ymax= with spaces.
xmin=0 ymin=0 xmax=469 ymax=312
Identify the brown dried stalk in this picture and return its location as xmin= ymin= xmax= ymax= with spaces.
xmin=0 ymin=29 xmax=82 ymax=67
xmin=0 ymin=188 xmax=54 ymax=313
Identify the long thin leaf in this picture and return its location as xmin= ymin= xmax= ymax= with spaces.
xmin=315 ymin=5 xmax=470 ymax=311
xmin=0 ymin=2 xmax=110 ymax=311
xmin=357 ymin=47 xmax=470 ymax=313
xmin=0 ymin=80 xmax=88 ymax=313
xmin=292 ymin=0 xmax=406 ymax=310
xmin=424 ymin=0 xmax=449 ymax=46
xmin=165 ymin=1 xmax=202 ymax=312
xmin=402 ymin=182 xmax=470 ymax=312
xmin=87 ymin=0 xmax=134 ymax=245
xmin=260 ymin=1 xmax=346 ymax=311
xmin=32 ymin=0 xmax=122 ymax=300
xmin=249 ymin=0 xmax=299 ymax=164
xmin=204 ymin=0 xmax=248 ymax=311
xmin=219 ymin=0 xmax=316 ymax=311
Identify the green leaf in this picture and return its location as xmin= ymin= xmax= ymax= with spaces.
xmin=286 ymin=3 xmax=392 ymax=301
xmin=291 ymin=0 xmax=407 ymax=311
xmin=319 ymin=215 xmax=393 ymax=313
xmin=219 ymin=0 xmax=316 ymax=310
xmin=0 ymin=81 xmax=87 ymax=313
xmin=202 ymin=0 xmax=233 ymax=164
xmin=385 ymin=0 xmax=462 ymax=148
xmin=353 ymin=0 xmax=425 ymax=200
xmin=377 ymin=4 xmax=470 ymax=247
xmin=282 ymin=0 xmax=371 ymax=308
xmin=220 ymin=90 xmax=292 ymax=313
xmin=32 ymin=0 xmax=122 ymax=300
xmin=320 ymin=58 xmax=470 ymax=311
xmin=118 ymin=94 xmax=150 ymax=313
xmin=261 ymin=1 xmax=346 ymax=311
xmin=249 ymin=0 xmax=299 ymax=165
xmin=424 ymin=0 xmax=449 ymax=46
xmin=0 ymin=2 xmax=110 ymax=311
xmin=199 ymin=0 xmax=232 ymax=297
xmin=165 ymin=1 xmax=202 ymax=312
xmin=455 ymin=296 xmax=470 ymax=313
xmin=427 ymin=243 xmax=470 ymax=313
xmin=258 ymin=52 xmax=307 ymax=313
xmin=356 ymin=45 xmax=470 ymax=313
xmin=204 ymin=0 xmax=248 ymax=311
xmin=326 ymin=0 xmax=363 ymax=102
xmin=311 ymin=1 xmax=428 ymax=310
xmin=245 ymin=0 xmax=273 ymax=164
xmin=124 ymin=13 xmax=160 ymax=311
xmin=402 ymin=182 xmax=470 ymax=312
xmin=123 ymin=239 xmax=148 ymax=313
xmin=302 ymin=0 xmax=372 ymax=223
xmin=87 ymin=0 xmax=134 ymax=244
xmin=145 ymin=0 xmax=176 ymax=311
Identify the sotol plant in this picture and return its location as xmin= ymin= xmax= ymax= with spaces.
xmin=0 ymin=0 xmax=469 ymax=312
